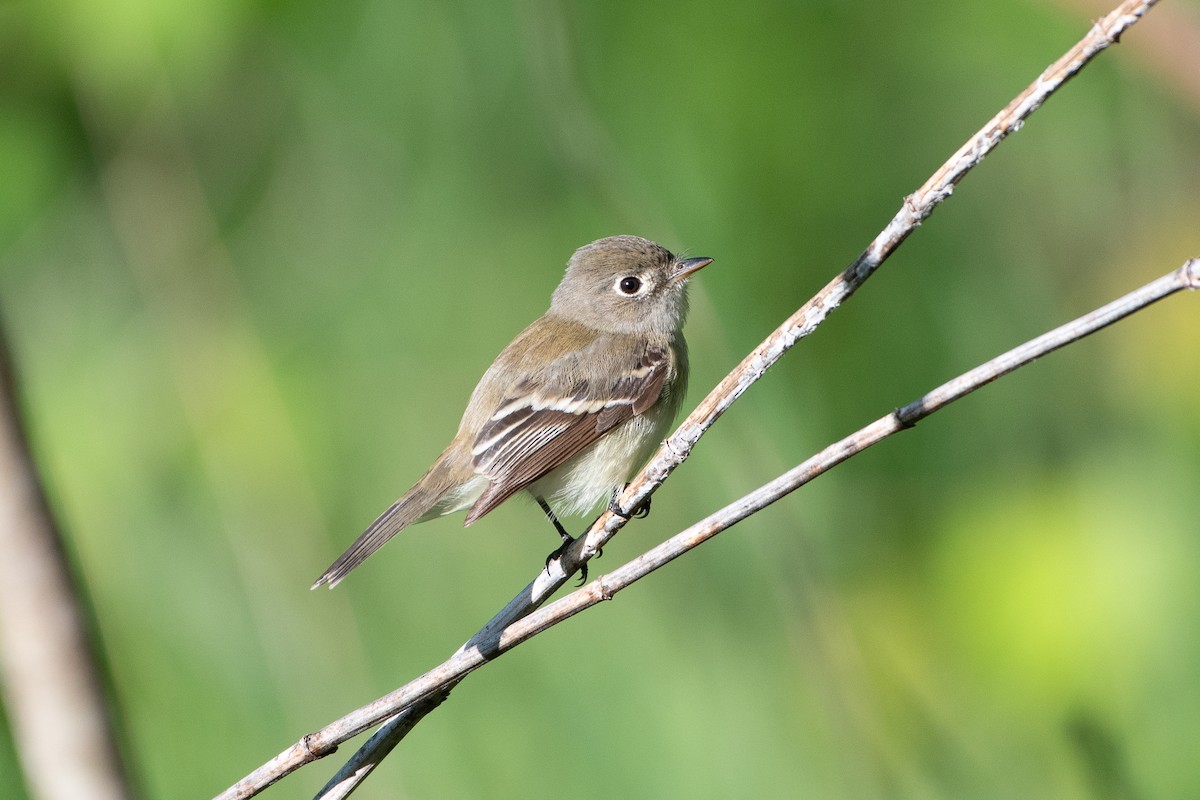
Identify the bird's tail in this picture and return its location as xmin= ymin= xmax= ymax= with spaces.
xmin=311 ymin=456 xmax=470 ymax=589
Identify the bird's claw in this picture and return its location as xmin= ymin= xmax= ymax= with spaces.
xmin=608 ymin=484 xmax=651 ymax=521
xmin=544 ymin=535 xmax=588 ymax=585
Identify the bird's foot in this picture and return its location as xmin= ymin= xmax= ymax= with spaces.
xmin=609 ymin=483 xmax=650 ymax=520
xmin=544 ymin=533 xmax=588 ymax=585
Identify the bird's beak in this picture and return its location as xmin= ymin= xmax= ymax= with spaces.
xmin=670 ymin=256 xmax=713 ymax=282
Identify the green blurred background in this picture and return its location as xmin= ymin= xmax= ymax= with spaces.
xmin=2 ymin=0 xmax=1199 ymax=797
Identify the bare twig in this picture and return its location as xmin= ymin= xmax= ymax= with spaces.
xmin=217 ymin=1 xmax=1161 ymax=796
xmin=312 ymin=689 xmax=452 ymax=800
xmin=604 ymin=0 xmax=1161 ymax=553
xmin=0 ymin=319 xmax=135 ymax=800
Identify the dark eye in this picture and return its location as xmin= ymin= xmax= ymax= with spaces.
xmin=618 ymin=276 xmax=642 ymax=295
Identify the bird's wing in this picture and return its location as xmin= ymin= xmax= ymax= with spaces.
xmin=464 ymin=342 xmax=669 ymax=523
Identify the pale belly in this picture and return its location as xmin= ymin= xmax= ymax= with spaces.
xmin=528 ymin=406 xmax=673 ymax=518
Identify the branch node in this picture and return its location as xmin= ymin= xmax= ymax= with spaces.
xmin=901 ymin=193 xmax=923 ymax=220
xmin=664 ymin=434 xmax=689 ymax=461
xmin=303 ymin=734 xmax=337 ymax=759
xmin=1182 ymin=258 xmax=1200 ymax=290
xmin=894 ymin=405 xmax=920 ymax=430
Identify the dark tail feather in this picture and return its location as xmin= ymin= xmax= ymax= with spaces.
xmin=311 ymin=485 xmax=441 ymax=589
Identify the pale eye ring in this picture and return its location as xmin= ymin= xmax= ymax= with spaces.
xmin=617 ymin=276 xmax=643 ymax=295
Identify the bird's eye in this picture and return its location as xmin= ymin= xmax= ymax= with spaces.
xmin=617 ymin=276 xmax=643 ymax=295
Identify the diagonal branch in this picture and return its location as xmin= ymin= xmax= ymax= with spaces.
xmin=605 ymin=0 xmax=1161 ymax=550
xmin=216 ymin=0 xmax=1161 ymax=797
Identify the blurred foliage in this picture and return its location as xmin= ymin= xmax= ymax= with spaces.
xmin=1 ymin=0 xmax=1198 ymax=797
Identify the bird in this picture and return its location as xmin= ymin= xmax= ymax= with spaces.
xmin=312 ymin=235 xmax=712 ymax=588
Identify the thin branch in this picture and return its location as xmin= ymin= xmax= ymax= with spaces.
xmin=217 ymin=0 xmax=1160 ymax=796
xmin=605 ymin=0 xmax=1161 ymax=553
xmin=311 ymin=689 xmax=452 ymax=800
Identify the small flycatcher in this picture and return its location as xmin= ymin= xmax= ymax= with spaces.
xmin=313 ymin=235 xmax=712 ymax=588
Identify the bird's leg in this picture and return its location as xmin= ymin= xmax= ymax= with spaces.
xmin=537 ymin=496 xmax=573 ymax=544
xmin=537 ymin=496 xmax=587 ymax=584
xmin=608 ymin=483 xmax=651 ymax=520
